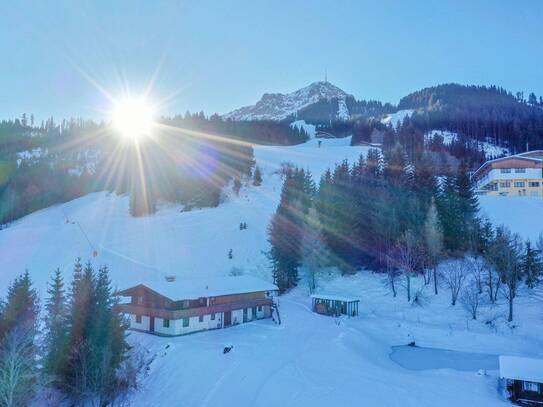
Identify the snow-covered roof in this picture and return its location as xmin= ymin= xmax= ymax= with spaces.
xmin=499 ymin=356 xmax=543 ymax=383
xmin=311 ymin=294 xmax=359 ymax=302
xmin=119 ymin=275 xmax=278 ymax=301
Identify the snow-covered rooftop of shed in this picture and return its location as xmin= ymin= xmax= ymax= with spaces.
xmin=499 ymin=355 xmax=543 ymax=383
xmin=120 ymin=275 xmax=278 ymax=301
xmin=311 ymin=294 xmax=360 ymax=302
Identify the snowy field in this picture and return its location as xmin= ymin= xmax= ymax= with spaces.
xmin=125 ymin=273 xmax=543 ymax=406
xmin=1 ymin=137 xmax=542 ymax=406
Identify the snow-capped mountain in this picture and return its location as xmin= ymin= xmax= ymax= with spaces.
xmin=223 ymin=81 xmax=352 ymax=121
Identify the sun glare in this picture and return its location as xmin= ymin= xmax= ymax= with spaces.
xmin=112 ymin=98 xmax=154 ymax=141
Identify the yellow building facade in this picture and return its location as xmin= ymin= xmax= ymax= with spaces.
xmin=472 ymin=151 xmax=543 ymax=197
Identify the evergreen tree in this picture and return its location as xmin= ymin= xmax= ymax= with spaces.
xmin=268 ymin=168 xmax=315 ymax=291
xmin=437 ymin=174 xmax=462 ymax=252
xmin=63 ymin=261 xmax=96 ymax=397
xmin=233 ymin=178 xmax=242 ymax=196
xmin=523 ymin=241 xmax=542 ymax=288
xmin=455 ymin=160 xmax=479 ymax=249
xmin=0 ymin=271 xmax=39 ymax=339
xmin=253 ymin=166 xmax=262 ymax=186
xmin=300 ymin=207 xmax=329 ymax=293
xmin=43 ymin=268 xmax=68 ymax=380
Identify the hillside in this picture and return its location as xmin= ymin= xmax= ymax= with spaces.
xmin=1 ymin=136 xmax=542 ymax=407
xmin=0 ymin=136 xmax=368 ymax=296
xmin=399 ymin=84 xmax=543 ymax=153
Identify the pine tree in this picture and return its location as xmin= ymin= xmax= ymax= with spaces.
xmin=437 ymin=174 xmax=462 ymax=252
xmin=456 ymin=160 xmax=479 ymax=249
xmin=300 ymin=208 xmax=329 ymax=293
xmin=523 ymin=241 xmax=542 ymax=288
xmin=63 ymin=261 xmax=96 ymax=397
xmin=43 ymin=268 xmax=68 ymax=380
xmin=268 ymin=168 xmax=314 ymax=291
xmin=253 ymin=166 xmax=262 ymax=186
xmin=0 ymin=271 xmax=39 ymax=339
xmin=60 ymin=262 xmax=130 ymax=403
xmin=233 ymin=178 xmax=242 ymax=196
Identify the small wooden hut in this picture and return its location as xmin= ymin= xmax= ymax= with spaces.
xmin=311 ymin=294 xmax=359 ymax=317
xmin=500 ymin=355 xmax=543 ymax=405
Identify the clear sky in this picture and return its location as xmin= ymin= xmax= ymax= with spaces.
xmin=1 ymin=0 xmax=542 ymax=121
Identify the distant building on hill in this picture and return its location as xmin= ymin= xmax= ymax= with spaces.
xmin=118 ymin=275 xmax=278 ymax=336
xmin=472 ymin=151 xmax=543 ymax=197
xmin=499 ymin=355 xmax=543 ymax=405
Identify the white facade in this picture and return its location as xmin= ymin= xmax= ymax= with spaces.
xmin=476 ymin=168 xmax=542 ymax=188
xmin=127 ymin=305 xmax=271 ymax=336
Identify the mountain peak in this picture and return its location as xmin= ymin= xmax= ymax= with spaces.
xmin=223 ymin=81 xmax=352 ymax=121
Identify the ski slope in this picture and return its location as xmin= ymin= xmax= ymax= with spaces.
xmin=0 ymin=137 xmax=368 ymax=297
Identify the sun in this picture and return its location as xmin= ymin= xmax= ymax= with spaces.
xmin=112 ymin=98 xmax=154 ymax=141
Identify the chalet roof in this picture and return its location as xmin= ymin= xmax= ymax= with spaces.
xmin=499 ymin=356 xmax=543 ymax=383
xmin=118 ymin=275 xmax=278 ymax=301
xmin=311 ymin=294 xmax=360 ymax=303
xmin=472 ymin=150 xmax=543 ymax=179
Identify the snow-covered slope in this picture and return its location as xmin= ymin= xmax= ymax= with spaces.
xmin=224 ymin=81 xmax=351 ymax=121
xmin=0 ymin=137 xmax=367 ymax=297
xmin=3 ymin=137 xmax=543 ymax=407
xmin=426 ymin=130 xmax=510 ymax=157
xmin=125 ymin=270 xmax=543 ymax=407
xmin=290 ymin=120 xmax=316 ymax=139
xmin=381 ymin=109 xmax=414 ymax=127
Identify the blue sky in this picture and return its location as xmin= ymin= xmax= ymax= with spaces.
xmin=1 ymin=0 xmax=542 ymax=121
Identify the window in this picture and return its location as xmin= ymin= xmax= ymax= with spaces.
xmin=163 ymin=319 xmax=170 ymax=328
xmin=522 ymin=381 xmax=539 ymax=392
xmin=135 ymin=314 xmax=142 ymax=323
xmin=514 ymin=168 xmax=526 ymax=173
xmin=183 ymin=318 xmax=189 ymax=327
xmin=514 ymin=182 xmax=525 ymax=188
xmin=136 ymin=296 xmax=143 ymax=305
xmin=199 ymin=315 xmax=204 ymax=323
xmin=211 ymin=313 xmax=215 ymax=320
xmin=529 ymin=181 xmax=540 ymax=187
xmin=501 ymin=168 xmax=511 ymax=173
xmin=257 ymin=306 xmax=262 ymax=312
xmin=499 ymin=181 xmax=511 ymax=188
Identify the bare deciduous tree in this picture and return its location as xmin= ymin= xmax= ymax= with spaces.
xmin=466 ymin=256 xmax=488 ymax=294
xmin=441 ymin=260 xmax=468 ymax=306
xmin=385 ymin=254 xmax=400 ymax=298
xmin=390 ymin=230 xmax=421 ymax=302
xmin=488 ymin=227 xmax=524 ymax=322
xmin=423 ymin=200 xmax=443 ymax=295
xmin=0 ymin=329 xmax=38 ymax=407
xmin=461 ymin=283 xmax=480 ymax=320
